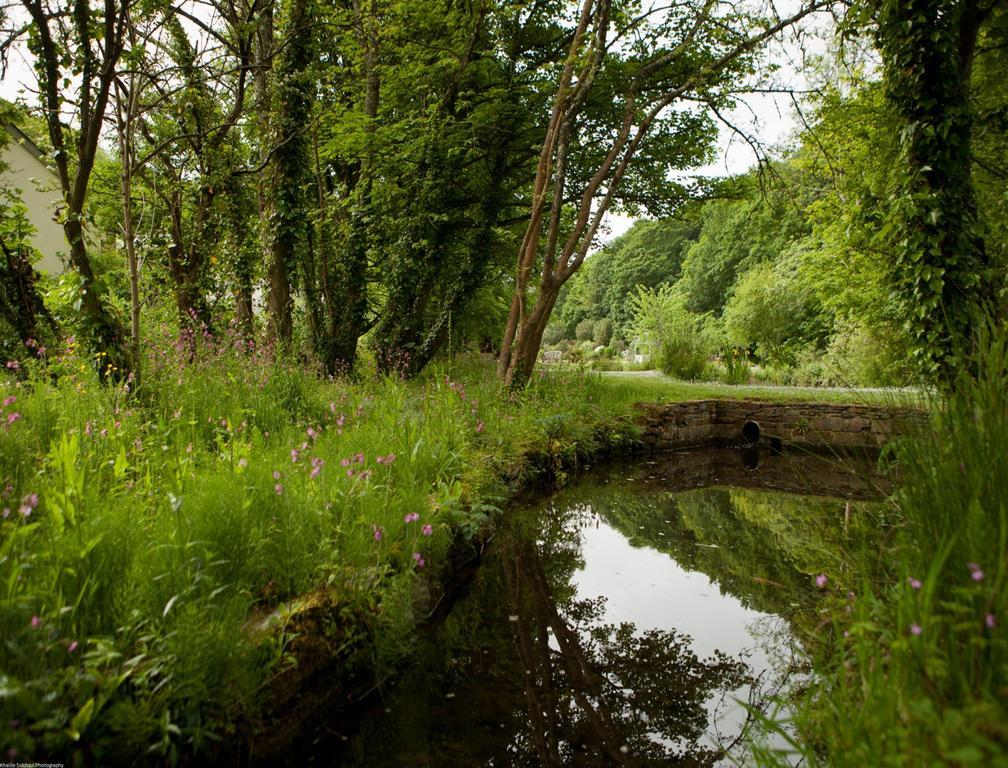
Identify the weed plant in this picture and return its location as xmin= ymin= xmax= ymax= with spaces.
xmin=0 ymin=331 xmax=644 ymax=763
xmin=755 ymin=334 xmax=1008 ymax=765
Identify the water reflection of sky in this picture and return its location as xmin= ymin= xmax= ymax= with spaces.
xmin=572 ymin=509 xmax=796 ymax=759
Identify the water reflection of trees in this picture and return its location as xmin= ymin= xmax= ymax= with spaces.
xmin=502 ymin=530 xmax=750 ymax=766
xmin=337 ymin=500 xmax=753 ymax=767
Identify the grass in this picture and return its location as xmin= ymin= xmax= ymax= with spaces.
xmin=0 ymin=337 xmax=653 ymax=763
xmin=598 ymin=368 xmax=928 ymax=407
xmin=753 ymin=334 xmax=1008 ymax=766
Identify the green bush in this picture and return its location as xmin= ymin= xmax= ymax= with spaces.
xmin=574 ymin=318 xmax=596 ymax=341
xmin=592 ymin=318 xmax=613 ymax=346
xmin=630 ymin=285 xmax=710 ymax=380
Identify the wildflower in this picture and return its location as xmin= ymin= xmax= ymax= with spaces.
xmin=910 ymin=623 xmax=922 ymax=636
xmin=307 ymin=426 xmax=318 ymax=440
xmin=412 ymin=552 xmax=425 ymax=568
xmin=18 ymin=493 xmax=37 ymax=517
xmin=355 ymin=451 xmax=365 ymax=463
xmin=84 ymin=421 xmax=93 ymax=436
xmin=814 ymin=573 xmax=828 ymax=589
xmin=340 ymin=457 xmax=351 ymax=467
xmin=404 ymin=512 xmax=420 ymax=524
xmin=475 ymin=420 xmax=485 ymax=434
xmin=291 ymin=448 xmax=300 ymax=463
xmin=5 ymin=360 xmax=19 ymax=371
xmin=1 ymin=508 xmax=8 ymax=519
xmin=238 ymin=458 xmax=248 ymax=468
xmin=30 ymin=615 xmax=41 ymax=629
xmin=422 ymin=524 xmax=433 ymax=536
xmin=185 ymin=442 xmax=192 ymax=454
xmin=310 ymin=457 xmax=324 ymax=479
xmin=359 ymin=469 xmax=372 ymax=480
xmin=2 ymin=395 xmax=15 ymax=406
xmin=907 ymin=577 xmax=922 ymax=590
xmin=968 ymin=562 xmax=984 ymax=582
xmin=346 ymin=468 xmax=354 ymax=478
xmin=986 ymin=613 xmax=997 ymax=629
xmin=273 ymin=470 xmax=281 ymax=480
xmin=67 ymin=640 xmax=78 ymax=654
xmin=385 ymin=452 xmax=396 ymax=464
xmin=274 ymin=483 xmax=284 ymax=495
xmin=372 ymin=525 xmax=383 ymax=542
xmin=6 ymin=412 xmax=21 ymax=425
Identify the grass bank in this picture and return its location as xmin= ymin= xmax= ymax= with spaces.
xmin=755 ymin=338 xmax=1008 ymax=766
xmin=0 ymin=339 xmax=679 ymax=764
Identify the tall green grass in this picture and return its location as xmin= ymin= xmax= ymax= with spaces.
xmin=0 ymin=337 xmax=645 ymax=763
xmin=755 ymin=334 xmax=1008 ymax=766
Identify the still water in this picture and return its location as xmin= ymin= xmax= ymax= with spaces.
xmin=329 ymin=448 xmax=886 ymax=766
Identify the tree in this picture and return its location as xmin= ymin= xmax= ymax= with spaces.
xmin=16 ymin=0 xmax=134 ymax=381
xmin=497 ymin=0 xmax=835 ymax=388
xmin=870 ymin=0 xmax=1004 ymax=381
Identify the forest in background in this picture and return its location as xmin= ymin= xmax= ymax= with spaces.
xmin=0 ymin=0 xmax=1003 ymax=390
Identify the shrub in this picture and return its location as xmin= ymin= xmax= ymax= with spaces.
xmin=574 ymin=318 xmax=596 ymax=342
xmin=592 ymin=318 xmax=613 ymax=346
xmin=629 ymin=285 xmax=710 ymax=380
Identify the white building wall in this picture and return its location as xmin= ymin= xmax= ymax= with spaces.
xmin=0 ymin=127 xmax=66 ymax=275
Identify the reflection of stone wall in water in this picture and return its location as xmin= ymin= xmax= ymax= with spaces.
xmin=583 ymin=451 xmax=889 ymax=638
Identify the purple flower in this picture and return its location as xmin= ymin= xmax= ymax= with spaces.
xmin=274 ymin=483 xmax=284 ymax=495
xmin=908 ymin=577 xmax=922 ymax=590
xmin=422 ymin=524 xmax=433 ymax=536
xmin=372 ymin=525 xmax=383 ymax=542
xmin=910 ymin=623 xmax=922 ymax=636
xmin=403 ymin=512 xmax=420 ymax=523
xmin=340 ymin=457 xmax=351 ymax=468
xmin=6 ymin=412 xmax=21 ymax=425
xmin=968 ymin=562 xmax=984 ymax=582
xmin=291 ymin=448 xmax=300 ymax=464
xmin=412 ymin=552 xmax=425 ymax=569
xmin=355 ymin=451 xmax=365 ymax=464
xmin=30 ymin=615 xmax=41 ymax=629
xmin=273 ymin=470 xmax=281 ymax=480
xmin=814 ymin=574 xmax=828 ymax=589
xmin=475 ymin=420 xmax=485 ymax=434
xmin=2 ymin=395 xmax=15 ymax=406
xmin=67 ymin=640 xmax=78 ymax=654
xmin=986 ymin=613 xmax=996 ymax=629
xmin=307 ymin=426 xmax=318 ymax=440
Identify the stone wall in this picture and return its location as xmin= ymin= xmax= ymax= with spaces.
xmin=637 ymin=399 xmax=928 ymax=452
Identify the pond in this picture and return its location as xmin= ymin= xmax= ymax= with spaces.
xmin=313 ymin=447 xmax=888 ymax=767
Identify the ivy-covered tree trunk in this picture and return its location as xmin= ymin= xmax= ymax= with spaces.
xmin=875 ymin=0 xmax=1001 ymax=382
xmin=267 ymin=0 xmax=312 ymax=348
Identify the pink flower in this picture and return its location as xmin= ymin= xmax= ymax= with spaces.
xmin=372 ymin=525 xmax=383 ymax=542
xmin=346 ymin=468 xmax=354 ymax=477
xmin=910 ymin=623 xmax=922 ymax=636
xmin=986 ymin=613 xmax=997 ymax=629
xmin=273 ymin=470 xmax=281 ymax=480
xmin=907 ymin=577 xmax=922 ymax=590
xmin=355 ymin=451 xmax=365 ymax=464
xmin=67 ymin=640 xmax=78 ymax=654
xmin=475 ymin=420 xmax=485 ymax=434
xmin=814 ymin=574 xmax=828 ymax=589
xmin=422 ymin=524 xmax=433 ymax=536
xmin=412 ymin=552 xmax=425 ymax=568
xmin=30 ymin=615 xmax=41 ymax=629
xmin=340 ymin=458 xmax=351 ymax=468
xmin=404 ymin=512 xmax=420 ymax=523
xmin=1 ymin=508 xmax=9 ymax=519
xmin=84 ymin=421 xmax=93 ymax=436
xmin=968 ymin=562 xmax=984 ymax=582
xmin=291 ymin=448 xmax=300 ymax=463
xmin=6 ymin=412 xmax=21 ymax=425
xmin=2 ymin=395 xmax=15 ymax=407
xmin=274 ymin=483 xmax=284 ymax=495
xmin=307 ymin=427 xmax=317 ymax=440
xmin=238 ymin=458 xmax=248 ymax=468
